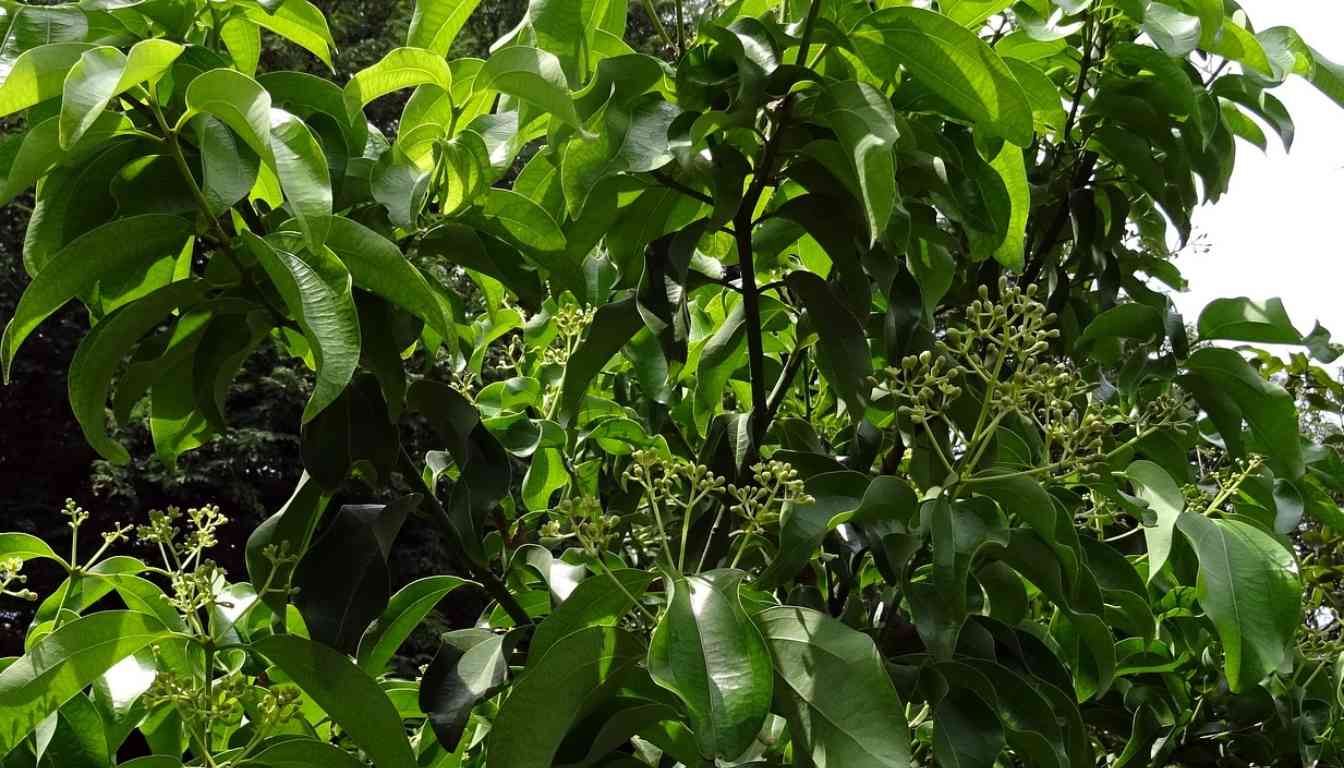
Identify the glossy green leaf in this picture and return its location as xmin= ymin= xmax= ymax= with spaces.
xmin=560 ymin=95 xmax=678 ymax=217
xmin=408 ymin=0 xmax=487 ymax=55
xmin=1197 ymin=296 xmax=1303 ymax=345
xmin=245 ymin=472 xmax=331 ymax=614
xmin=0 ymin=43 xmax=93 ymax=118
xmin=817 ymin=81 xmax=900 ymax=247
xmin=247 ymin=233 xmax=360 ymax=423
xmin=556 ymin=295 xmax=643 ymax=426
xmin=59 ymin=39 xmax=182 ymax=147
xmin=268 ymin=108 xmax=332 ymax=248
xmin=242 ymin=0 xmax=335 ymax=70
xmin=2 ymin=214 xmax=194 ymax=382
xmin=343 ymin=47 xmax=452 ymax=123
xmin=853 ymin=8 xmax=1033 ymax=145
xmin=184 ymin=68 xmax=274 ymax=161
xmin=528 ymin=569 xmax=655 ymax=664
xmin=0 ymin=611 xmax=170 ymax=755
xmin=475 ymin=46 xmax=585 ymax=130
xmin=756 ymin=606 xmax=912 ymax=767
xmin=787 ymin=271 xmax=871 ymax=420
xmin=357 ymin=575 xmax=472 ymax=673
xmin=420 ymin=628 xmax=515 ymax=750
xmin=487 ymin=625 xmax=643 ymax=767
xmin=1176 ymin=513 xmax=1302 ymax=692
xmin=649 ymin=570 xmax=772 ymax=760
xmin=242 ymin=738 xmax=368 ymax=768
xmin=1125 ymin=460 xmax=1184 ymax=583
xmin=319 ymin=216 xmax=453 ymax=340
xmin=253 ymin=634 xmax=417 ymax=768
xmin=1181 ymin=347 xmax=1304 ymax=478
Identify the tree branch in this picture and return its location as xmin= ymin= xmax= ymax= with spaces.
xmin=398 ymin=449 xmax=533 ymax=627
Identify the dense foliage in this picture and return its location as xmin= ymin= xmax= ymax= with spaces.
xmin=4 ymin=0 xmax=1344 ymax=766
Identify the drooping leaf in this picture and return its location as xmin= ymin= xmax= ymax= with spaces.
xmin=343 ymin=47 xmax=453 ymax=123
xmin=253 ymin=634 xmax=418 ymax=768
xmin=1125 ymin=460 xmax=1184 ymax=583
xmin=1197 ymin=296 xmax=1303 ymax=345
xmin=59 ymin=39 xmax=182 ymax=147
xmin=357 ymin=576 xmax=473 ymax=674
xmin=420 ymin=628 xmax=516 ymax=750
xmin=408 ymin=0 xmax=487 ymax=55
xmin=475 ymin=46 xmax=585 ymax=130
xmin=528 ymin=569 xmax=656 ymax=664
xmin=246 ymin=233 xmax=360 ymax=423
xmin=755 ymin=606 xmax=913 ymax=767
xmin=2 ymin=214 xmax=194 ymax=381
xmin=1176 ymin=513 xmax=1302 ymax=692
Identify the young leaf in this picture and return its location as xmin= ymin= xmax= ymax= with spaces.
xmin=475 ymin=46 xmax=585 ymax=131
xmin=1125 ymin=460 xmax=1184 ymax=583
xmin=648 ymin=570 xmax=773 ymax=760
xmin=0 ymin=43 xmax=93 ymax=118
xmin=242 ymin=0 xmax=336 ymax=70
xmin=408 ymin=0 xmax=487 ymax=55
xmin=59 ymin=40 xmax=183 ymax=147
xmin=343 ymin=47 xmax=453 ymax=124
xmin=269 ymin=108 xmax=333 ymax=249
xmin=253 ymin=634 xmax=418 ymax=768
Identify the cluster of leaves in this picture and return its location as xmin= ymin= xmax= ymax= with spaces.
xmin=6 ymin=0 xmax=1344 ymax=766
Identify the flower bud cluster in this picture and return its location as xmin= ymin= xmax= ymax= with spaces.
xmin=885 ymin=350 xmax=966 ymax=424
xmin=728 ymin=460 xmax=813 ymax=538
xmin=137 ymin=503 xmax=230 ymax=565
xmin=1 ymin=556 xmax=36 ymax=601
xmin=542 ymin=302 xmax=597 ymax=366
xmin=547 ymin=495 xmax=622 ymax=552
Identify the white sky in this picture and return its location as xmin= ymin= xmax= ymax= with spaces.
xmin=1171 ymin=2 xmax=1344 ymax=336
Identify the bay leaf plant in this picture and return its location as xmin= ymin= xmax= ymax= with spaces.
xmin=4 ymin=0 xmax=1344 ymax=765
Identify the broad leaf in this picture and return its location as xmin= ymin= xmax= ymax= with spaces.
xmin=358 ymin=576 xmax=472 ymax=673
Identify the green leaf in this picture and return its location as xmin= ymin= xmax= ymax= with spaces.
xmin=556 ymin=295 xmax=643 ymax=427
xmin=560 ymin=95 xmax=678 ymax=217
xmin=475 ymin=46 xmax=585 ymax=131
xmin=68 ymin=280 xmax=207 ymax=464
xmin=2 ymin=214 xmax=194 ymax=382
xmin=1175 ymin=513 xmax=1302 ymax=692
xmin=648 ymin=570 xmax=772 ymax=760
xmin=522 ymin=445 xmax=569 ymax=511
xmin=0 ymin=611 xmax=171 ymax=755
xmin=0 ymin=43 xmax=93 ymax=118
xmin=357 ymin=575 xmax=472 ymax=673
xmin=268 ymin=108 xmax=332 ymax=249
xmin=487 ymin=625 xmax=644 ymax=767
xmin=0 ymin=532 xmax=66 ymax=567
xmin=940 ymin=0 xmax=1014 ymax=28
xmin=481 ymin=188 xmax=566 ymax=252
xmin=933 ymin=688 xmax=1005 ymax=768
xmin=0 ymin=112 xmax=129 ymax=207
xmin=787 ymin=272 xmax=871 ymax=420
xmin=1004 ymin=58 xmax=1067 ymax=133
xmin=343 ymin=47 xmax=453 ymax=124
xmin=1143 ymin=3 xmax=1202 ymax=58
xmin=853 ymin=8 xmax=1033 ymax=145
xmin=1077 ymin=303 xmax=1165 ymax=349
xmin=245 ymin=472 xmax=331 ymax=614
xmin=1181 ymin=347 xmax=1304 ymax=479
xmin=184 ymin=68 xmax=273 ymax=162
xmin=755 ymin=606 xmax=912 ymax=767
xmin=1197 ymin=296 xmax=1303 ymax=345
xmin=246 ymin=233 xmax=360 ymax=423
xmin=253 ymin=634 xmax=417 ymax=768
xmin=420 ymin=628 xmax=515 ymax=750
xmin=242 ymin=0 xmax=335 ymax=70
xmin=528 ymin=569 xmax=655 ymax=664
xmin=320 ymin=216 xmax=453 ymax=340
xmin=293 ymin=498 xmax=414 ymax=654
xmin=220 ymin=15 xmax=261 ymax=76
xmin=408 ymin=0 xmax=487 ymax=55
xmin=1124 ymin=460 xmax=1184 ymax=583
xmin=243 ymin=739 xmax=368 ymax=768
xmin=817 ymin=81 xmax=900 ymax=247
xmin=984 ymin=142 xmax=1028 ymax=270
xmin=197 ymin=114 xmax=260 ymax=215
xmin=59 ymin=40 xmax=182 ymax=147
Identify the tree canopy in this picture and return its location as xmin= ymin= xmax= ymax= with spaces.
xmin=3 ymin=0 xmax=1344 ymax=765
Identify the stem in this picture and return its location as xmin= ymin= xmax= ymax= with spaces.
xmin=763 ymin=349 xmax=806 ymax=429
xmin=673 ymin=0 xmax=685 ymax=57
xmin=640 ymin=0 xmax=677 ymax=54
xmin=397 ymin=449 xmax=534 ymax=627
xmin=695 ymin=506 xmax=727 ymax=574
xmin=594 ymin=553 xmax=658 ymax=623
